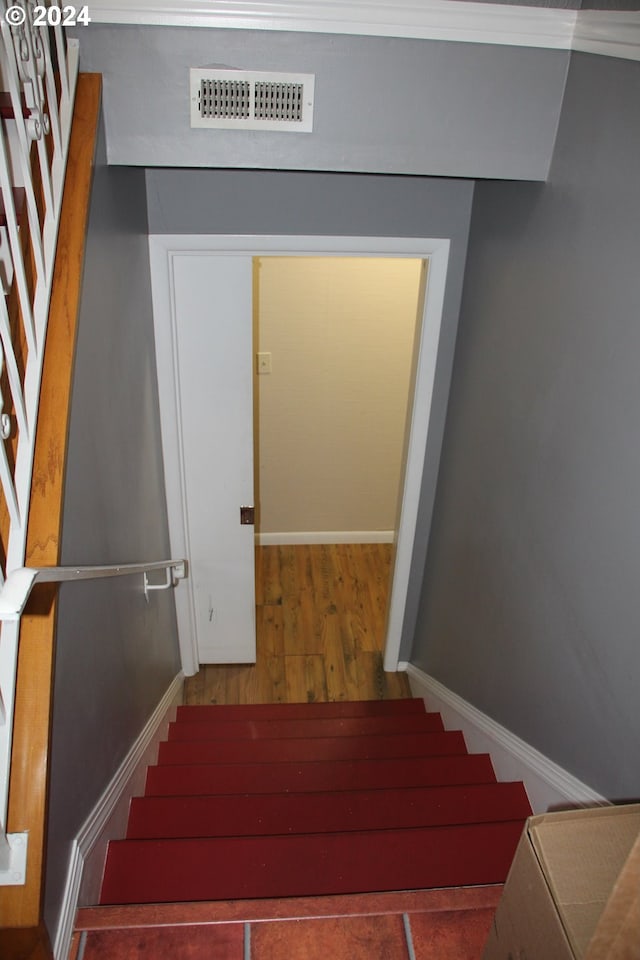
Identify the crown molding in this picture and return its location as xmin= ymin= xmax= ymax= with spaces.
xmin=84 ymin=1 xmax=640 ymax=61
xmin=573 ymin=10 xmax=640 ymax=62
xmin=86 ymin=0 xmax=577 ymax=49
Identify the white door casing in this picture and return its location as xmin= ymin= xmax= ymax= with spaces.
xmin=149 ymin=235 xmax=450 ymax=675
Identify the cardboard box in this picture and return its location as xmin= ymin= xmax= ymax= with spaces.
xmin=482 ymin=804 xmax=640 ymax=960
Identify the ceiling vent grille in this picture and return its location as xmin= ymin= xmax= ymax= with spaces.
xmin=190 ymin=69 xmax=315 ymax=132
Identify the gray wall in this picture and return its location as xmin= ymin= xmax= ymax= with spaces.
xmin=44 ymin=115 xmax=181 ymax=933
xmin=146 ymin=168 xmax=474 ymax=661
xmin=411 ymin=51 xmax=640 ymax=801
xmin=72 ymin=24 xmax=568 ymax=180
xmin=580 ymin=1 xmax=640 ymax=8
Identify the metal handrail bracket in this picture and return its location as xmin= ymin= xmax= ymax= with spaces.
xmin=0 ymin=830 xmax=27 ymax=885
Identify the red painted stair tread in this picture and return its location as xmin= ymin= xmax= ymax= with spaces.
xmin=126 ymin=781 xmax=531 ymax=839
xmin=175 ymin=698 xmax=427 ymax=722
xmin=167 ymin=712 xmax=444 ymax=741
xmin=158 ymin=730 xmax=467 ymax=765
xmin=145 ymin=754 xmax=498 ymax=796
xmin=100 ymin=820 xmax=525 ymax=905
xmin=100 ymin=701 xmax=531 ymax=908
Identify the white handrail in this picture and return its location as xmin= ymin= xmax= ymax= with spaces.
xmin=0 ymin=559 xmax=188 ymax=621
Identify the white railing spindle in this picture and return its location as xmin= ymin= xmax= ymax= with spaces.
xmin=52 ymin=7 xmax=68 ymax=101
xmin=0 ymin=295 xmax=29 ymax=437
xmin=1 ymin=14 xmax=46 ymax=281
xmin=41 ymin=21 xmax=62 ymax=159
xmin=0 ymin=117 xmax=36 ymax=355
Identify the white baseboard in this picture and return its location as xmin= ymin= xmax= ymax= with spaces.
xmin=406 ymin=664 xmax=609 ymax=815
xmin=53 ymin=672 xmax=184 ymax=960
xmin=256 ymin=530 xmax=395 ymax=545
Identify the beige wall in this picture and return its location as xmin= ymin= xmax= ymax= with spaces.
xmin=254 ymin=257 xmax=423 ymax=539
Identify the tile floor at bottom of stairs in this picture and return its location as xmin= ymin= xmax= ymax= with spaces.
xmin=71 ymin=905 xmax=496 ymax=960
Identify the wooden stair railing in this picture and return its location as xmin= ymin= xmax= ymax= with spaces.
xmin=0 ymin=73 xmax=102 ymax=960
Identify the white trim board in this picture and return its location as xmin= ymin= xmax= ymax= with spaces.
xmin=150 ymin=235 xmax=450 ymax=676
xmin=573 ymin=11 xmax=640 ymax=62
xmin=257 ymin=531 xmax=395 ymax=546
xmin=86 ymin=2 xmax=640 ymax=61
xmin=405 ymin=664 xmax=609 ymax=815
xmin=86 ymin=0 xmax=576 ymax=46
xmin=53 ymin=673 xmax=184 ymax=960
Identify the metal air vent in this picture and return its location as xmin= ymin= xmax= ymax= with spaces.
xmin=190 ymin=69 xmax=315 ymax=132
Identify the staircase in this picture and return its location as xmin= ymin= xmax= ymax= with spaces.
xmin=99 ymin=698 xmax=531 ymax=906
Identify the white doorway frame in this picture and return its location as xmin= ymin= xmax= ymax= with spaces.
xmin=149 ymin=234 xmax=451 ymax=676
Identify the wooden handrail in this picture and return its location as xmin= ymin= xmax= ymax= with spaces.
xmin=0 ymin=74 xmax=102 ymax=960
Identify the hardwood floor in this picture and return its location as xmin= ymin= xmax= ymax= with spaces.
xmin=184 ymin=543 xmax=412 ymax=706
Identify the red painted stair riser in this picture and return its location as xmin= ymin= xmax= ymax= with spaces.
xmin=167 ymin=712 xmax=444 ymax=741
xmin=157 ymin=730 xmax=468 ymax=765
xmin=174 ymin=698 xmax=428 ymax=722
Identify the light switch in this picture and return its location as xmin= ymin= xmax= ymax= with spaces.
xmin=256 ymin=352 xmax=272 ymax=374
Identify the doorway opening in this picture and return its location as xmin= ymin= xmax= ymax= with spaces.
xmin=149 ymin=235 xmax=451 ymax=679
xmin=253 ymin=256 xmax=423 ymax=546
xmin=249 ymin=256 xmax=423 ymax=701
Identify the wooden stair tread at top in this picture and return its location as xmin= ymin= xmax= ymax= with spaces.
xmin=126 ymin=781 xmax=532 ymax=839
xmin=145 ymin=752 xmax=498 ymax=796
xmin=167 ymin=712 xmax=444 ymax=741
xmin=100 ymin=819 xmax=526 ymax=905
xmin=175 ymin=698 xmax=426 ymax=722
xmin=158 ymin=729 xmax=468 ymax=765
